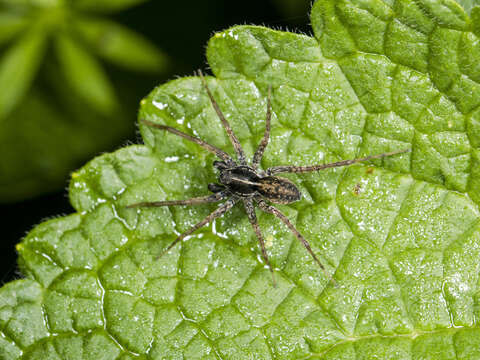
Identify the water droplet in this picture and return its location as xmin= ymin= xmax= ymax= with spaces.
xmin=152 ymin=101 xmax=168 ymax=110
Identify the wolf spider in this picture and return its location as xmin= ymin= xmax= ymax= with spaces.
xmin=128 ymin=70 xmax=409 ymax=286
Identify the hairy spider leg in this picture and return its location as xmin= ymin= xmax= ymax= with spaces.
xmin=256 ymin=197 xmax=337 ymax=286
xmin=252 ymin=85 xmax=272 ymax=170
xmin=156 ymin=197 xmax=238 ymax=260
xmin=243 ymin=198 xmax=276 ymax=287
xmin=140 ymin=119 xmax=234 ymax=165
xmin=197 ymin=70 xmax=247 ymax=165
xmin=266 ymin=148 xmax=410 ymax=175
xmin=127 ymin=191 xmax=228 ymax=209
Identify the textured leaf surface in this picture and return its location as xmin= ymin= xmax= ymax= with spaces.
xmin=3 ymin=0 xmax=480 ymax=358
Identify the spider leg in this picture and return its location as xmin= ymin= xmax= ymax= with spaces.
xmin=243 ymin=198 xmax=276 ymax=287
xmin=266 ymin=148 xmax=411 ymax=175
xmin=156 ymin=197 xmax=237 ymax=259
xmin=140 ymin=119 xmax=234 ymax=165
xmin=197 ymin=70 xmax=247 ymax=165
xmin=252 ymin=85 xmax=272 ymax=169
xmin=127 ymin=191 xmax=228 ymax=208
xmin=256 ymin=197 xmax=337 ymax=286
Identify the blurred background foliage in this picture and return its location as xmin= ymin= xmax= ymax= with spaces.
xmin=0 ymin=0 xmax=168 ymax=203
xmin=1 ymin=0 xmax=312 ymax=283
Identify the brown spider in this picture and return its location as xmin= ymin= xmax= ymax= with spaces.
xmin=128 ymin=70 xmax=409 ymax=286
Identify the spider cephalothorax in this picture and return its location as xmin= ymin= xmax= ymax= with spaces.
xmin=128 ymin=70 xmax=409 ymax=286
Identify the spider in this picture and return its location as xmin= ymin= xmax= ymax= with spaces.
xmin=128 ymin=70 xmax=409 ymax=286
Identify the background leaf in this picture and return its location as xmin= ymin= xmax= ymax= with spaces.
xmin=0 ymin=0 xmax=62 ymax=8
xmin=74 ymin=18 xmax=169 ymax=72
xmin=0 ymin=80 xmax=132 ymax=202
xmin=0 ymin=13 xmax=28 ymax=46
xmin=55 ymin=33 xmax=117 ymax=115
xmin=74 ymin=0 xmax=149 ymax=13
xmin=0 ymin=0 xmax=170 ymax=203
xmin=2 ymin=0 xmax=480 ymax=358
xmin=0 ymin=29 xmax=46 ymax=121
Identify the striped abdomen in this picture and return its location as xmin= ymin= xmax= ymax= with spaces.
xmin=256 ymin=176 xmax=301 ymax=204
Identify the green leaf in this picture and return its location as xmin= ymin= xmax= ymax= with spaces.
xmin=0 ymin=90 xmax=77 ymax=201
xmin=3 ymin=0 xmax=480 ymax=358
xmin=0 ymin=13 xmax=28 ymax=46
xmin=74 ymin=0 xmax=149 ymax=13
xmin=0 ymin=0 xmax=165 ymax=201
xmin=0 ymin=0 xmax=62 ymax=8
xmin=0 ymin=28 xmax=46 ymax=121
xmin=73 ymin=18 xmax=169 ymax=72
xmin=55 ymin=33 xmax=116 ymax=115
xmin=0 ymin=82 xmax=132 ymax=202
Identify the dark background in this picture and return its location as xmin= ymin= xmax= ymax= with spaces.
xmin=1 ymin=0 xmax=311 ymax=284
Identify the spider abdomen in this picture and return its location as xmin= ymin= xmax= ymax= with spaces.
xmin=256 ymin=176 xmax=301 ymax=204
